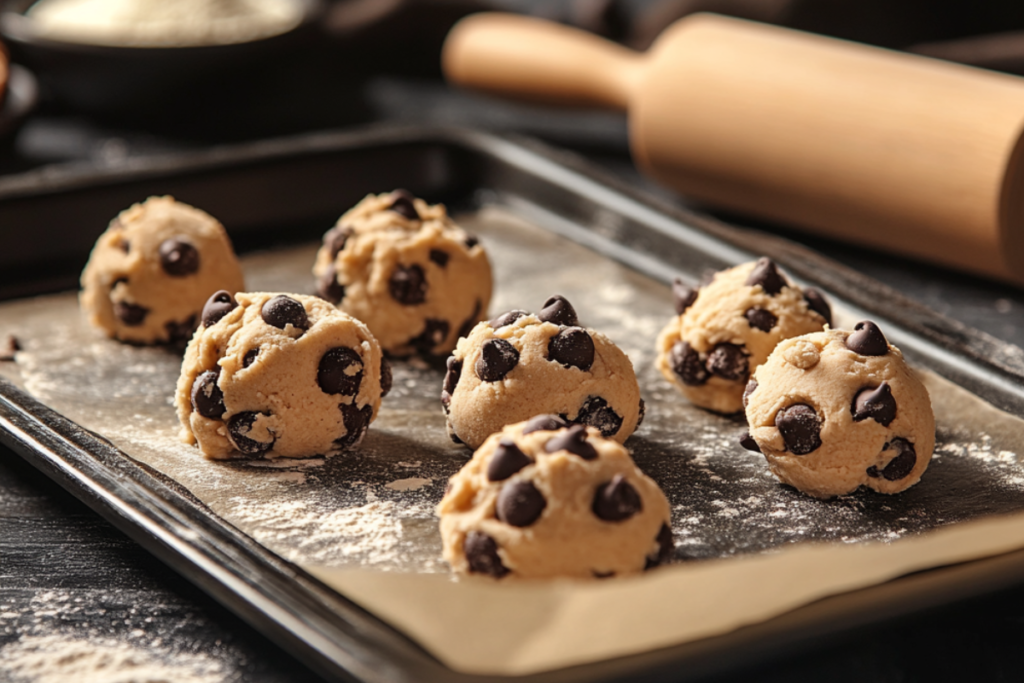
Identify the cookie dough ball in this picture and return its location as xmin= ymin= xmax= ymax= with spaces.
xmin=312 ymin=190 xmax=492 ymax=357
xmin=80 ymin=196 xmax=245 ymax=345
xmin=656 ymin=257 xmax=830 ymax=413
xmin=741 ymin=322 xmax=935 ymax=498
xmin=438 ymin=416 xmax=673 ymax=579
xmin=175 ymin=291 xmax=389 ymax=459
xmin=443 ymin=295 xmax=643 ymax=450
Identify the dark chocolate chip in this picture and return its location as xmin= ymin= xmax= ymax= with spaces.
xmin=316 ymin=267 xmax=345 ymax=305
xmin=592 ymin=474 xmax=642 ymax=522
xmin=159 ymin=238 xmax=200 ymax=277
xmin=202 ymin=290 xmax=237 ymax=328
xmin=544 ymin=424 xmax=598 ymax=460
xmin=846 ymin=321 xmax=889 ymax=356
xmin=191 ymin=369 xmax=225 ymax=419
xmin=669 ymin=340 xmax=709 ymax=386
xmin=645 ymin=523 xmax=674 ymax=569
xmin=409 ymin=319 xmax=450 ymax=355
xmin=323 ymin=225 xmax=353 ymax=259
xmin=537 ymin=295 xmax=578 ymax=327
xmin=637 ymin=398 xmax=646 ymax=428
xmin=575 ymin=395 xmax=622 ymax=438
xmin=868 ymin=438 xmax=917 ymax=481
xmin=261 ymin=295 xmax=309 ymax=331
xmin=852 ymin=382 xmax=897 ymax=426
xmin=380 ymin=357 xmax=392 ymax=397
xmin=448 ymin=424 xmax=464 ymax=445
xmin=803 ymin=288 xmax=832 ymax=325
xmin=548 ymin=327 xmax=595 ymax=370
xmin=487 ymin=439 xmax=533 ymax=481
xmin=443 ymin=356 xmax=463 ymax=396
xmin=496 ymin=480 xmax=546 ymax=527
xmin=672 ymin=277 xmax=698 ymax=315
xmin=490 ymin=310 xmax=528 ymax=329
xmin=744 ymin=307 xmax=778 ymax=332
xmin=739 ymin=431 xmax=761 ymax=453
xmin=522 ymin=414 xmax=569 ymax=434
xmin=743 ymin=379 xmax=758 ymax=409
xmin=389 ymin=265 xmax=427 ymax=305
xmin=457 ymin=300 xmax=482 ymax=341
xmin=243 ymin=349 xmax=259 ymax=368
xmin=464 ymin=233 xmax=480 ymax=249
xmin=117 ymin=237 xmax=130 ymax=253
xmin=706 ymin=343 xmax=749 ymax=381
xmin=745 ymin=257 xmax=788 ymax=295
xmin=0 ymin=335 xmax=19 ymax=361
xmin=227 ymin=411 xmax=275 ymax=455
xmin=388 ymin=190 xmax=419 ymax=220
xmin=464 ymin=531 xmax=509 ymax=578
xmin=164 ymin=315 xmax=197 ymax=345
xmin=475 ymin=338 xmax=519 ymax=382
xmin=336 ymin=402 xmax=373 ymax=450
xmin=113 ymin=301 xmax=149 ymax=326
xmin=429 ymin=249 xmax=450 ymax=267
xmin=592 ymin=570 xmax=616 ymax=579
xmin=318 ymin=347 xmax=364 ymax=395
xmin=775 ymin=403 xmax=822 ymax=455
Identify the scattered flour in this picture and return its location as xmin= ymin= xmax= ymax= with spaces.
xmin=385 ymin=477 xmax=432 ymax=492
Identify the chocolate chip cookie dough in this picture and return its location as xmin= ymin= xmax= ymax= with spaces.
xmin=443 ymin=295 xmax=644 ymax=450
xmin=438 ymin=416 xmax=673 ymax=579
xmin=741 ymin=322 xmax=935 ymax=498
xmin=80 ymin=196 xmax=245 ymax=345
xmin=175 ymin=291 xmax=390 ymax=459
xmin=656 ymin=258 xmax=830 ymax=413
xmin=312 ymin=190 xmax=492 ymax=357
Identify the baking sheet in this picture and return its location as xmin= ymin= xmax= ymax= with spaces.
xmin=1 ymin=204 xmax=1024 ymax=675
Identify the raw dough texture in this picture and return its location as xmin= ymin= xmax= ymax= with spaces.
xmin=80 ymin=196 xmax=245 ymax=345
xmin=175 ymin=291 xmax=389 ymax=459
xmin=438 ymin=416 xmax=673 ymax=579
xmin=443 ymin=295 xmax=643 ymax=450
xmin=312 ymin=190 xmax=492 ymax=357
xmin=656 ymin=257 xmax=830 ymax=413
xmin=742 ymin=323 xmax=935 ymax=498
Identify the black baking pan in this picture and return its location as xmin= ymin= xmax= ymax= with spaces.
xmin=1 ymin=125 xmax=1024 ymax=683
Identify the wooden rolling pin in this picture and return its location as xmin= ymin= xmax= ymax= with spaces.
xmin=443 ymin=12 xmax=1024 ymax=284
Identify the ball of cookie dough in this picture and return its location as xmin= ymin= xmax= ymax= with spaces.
xmin=741 ymin=322 xmax=935 ymax=498
xmin=442 ymin=295 xmax=644 ymax=450
xmin=80 ymin=196 xmax=245 ymax=345
xmin=312 ymin=190 xmax=492 ymax=357
xmin=656 ymin=257 xmax=830 ymax=413
xmin=175 ymin=291 xmax=390 ymax=459
xmin=438 ymin=416 xmax=674 ymax=579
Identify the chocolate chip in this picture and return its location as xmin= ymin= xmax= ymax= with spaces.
xmin=113 ymin=301 xmax=149 ymax=326
xmin=878 ymin=438 xmax=916 ymax=481
xmin=487 ymin=439 xmax=533 ymax=481
xmin=457 ymin=300 xmax=482 ymax=340
xmin=0 ymin=335 xmax=19 ymax=361
xmin=803 ymin=288 xmax=832 ymax=325
xmin=336 ymin=402 xmax=373 ymax=450
xmin=575 ymin=395 xmax=622 ymax=438
xmin=739 ymin=431 xmax=761 ymax=453
xmin=522 ymin=414 xmax=569 ymax=435
xmin=443 ymin=356 xmax=463 ymax=396
xmin=745 ymin=257 xmax=788 ymax=295
xmin=261 ymin=295 xmax=309 ymax=331
xmin=448 ymin=425 xmax=464 ymax=445
xmin=645 ymin=523 xmax=674 ymax=569
xmin=159 ymin=238 xmax=200 ymax=277
xmin=464 ymin=234 xmax=480 ymax=249
xmin=409 ymin=319 xmax=450 ymax=355
xmin=544 ymin=424 xmax=598 ymax=460
xmin=117 ymin=237 xmax=130 ymax=253
xmin=537 ymin=295 xmax=579 ymax=327
xmin=243 ymin=349 xmax=259 ymax=368
xmin=592 ymin=474 xmax=642 ymax=521
xmin=496 ymin=480 xmax=546 ymax=527
xmin=389 ymin=265 xmax=427 ymax=305
xmin=318 ymin=347 xmax=364 ymax=395
xmin=380 ymin=357 xmax=392 ymax=397
xmin=475 ymin=338 xmax=519 ymax=382
xmin=429 ymin=249 xmax=449 ymax=267
xmin=592 ymin=570 xmax=615 ymax=579
xmin=744 ymin=307 xmax=777 ymax=332
xmin=775 ymin=403 xmax=822 ymax=455
xmin=227 ymin=411 xmax=274 ymax=455
xmin=548 ymin=327 xmax=595 ymax=370
xmin=164 ymin=315 xmax=196 ymax=345
xmin=202 ymin=290 xmax=236 ymax=328
xmin=316 ymin=267 xmax=345 ymax=305
xmin=669 ymin=340 xmax=709 ymax=385
xmin=706 ymin=343 xmax=749 ymax=381
xmin=672 ymin=278 xmax=698 ymax=315
xmin=464 ymin=531 xmax=509 ymax=578
xmin=852 ymin=382 xmax=897 ymax=426
xmin=490 ymin=310 xmax=528 ymax=329
xmin=637 ymin=398 xmax=646 ymax=427
xmin=191 ymin=369 xmax=224 ymax=419
xmin=323 ymin=224 xmax=353 ymax=259
xmin=388 ymin=190 xmax=419 ymax=220
xmin=743 ymin=379 xmax=758 ymax=409
xmin=846 ymin=321 xmax=889 ymax=356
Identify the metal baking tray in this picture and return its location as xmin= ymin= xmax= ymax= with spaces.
xmin=2 ymin=125 xmax=1024 ymax=683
